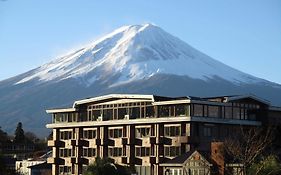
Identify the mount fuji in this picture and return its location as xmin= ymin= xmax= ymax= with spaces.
xmin=1 ymin=23 xmax=280 ymax=136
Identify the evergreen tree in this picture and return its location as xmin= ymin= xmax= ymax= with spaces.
xmin=14 ymin=122 xmax=25 ymax=143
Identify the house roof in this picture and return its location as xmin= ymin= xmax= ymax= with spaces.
xmin=73 ymin=94 xmax=154 ymax=107
xmin=203 ymin=94 xmax=270 ymax=105
xmin=28 ymin=162 xmax=52 ymax=169
xmin=161 ymin=150 xmax=212 ymax=167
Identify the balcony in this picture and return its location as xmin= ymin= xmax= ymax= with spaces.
xmin=139 ymin=157 xmax=155 ymax=165
xmin=163 ymin=136 xmax=189 ymax=145
xmin=157 ymin=157 xmax=170 ymax=164
xmin=150 ymin=137 xmax=164 ymax=145
xmin=89 ymin=139 xmax=101 ymax=147
xmin=70 ymin=139 xmax=89 ymax=147
xmin=47 ymin=157 xmax=65 ymax=165
xmin=47 ymin=140 xmax=65 ymax=147
xmin=141 ymin=137 xmax=151 ymax=147
xmin=101 ymin=139 xmax=114 ymax=146
xmin=113 ymin=138 xmax=123 ymax=146
xmin=121 ymin=156 xmax=128 ymax=164
xmin=70 ymin=157 xmax=89 ymax=164
xmin=122 ymin=137 xmax=141 ymax=145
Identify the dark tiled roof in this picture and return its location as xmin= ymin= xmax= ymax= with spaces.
xmin=163 ymin=150 xmax=211 ymax=165
xmin=28 ymin=162 xmax=52 ymax=169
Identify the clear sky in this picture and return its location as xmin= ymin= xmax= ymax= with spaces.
xmin=1 ymin=0 xmax=281 ymax=84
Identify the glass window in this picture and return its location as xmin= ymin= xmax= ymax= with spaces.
xmin=158 ymin=105 xmax=170 ymax=117
xmin=164 ymin=126 xmax=181 ymax=137
xmin=118 ymin=108 xmax=127 ymax=119
xmin=233 ymin=107 xmax=240 ymax=119
xmin=135 ymin=147 xmax=151 ymax=157
xmin=136 ymin=127 xmax=151 ymax=138
xmin=164 ymin=146 xmax=181 ymax=157
xmin=175 ymin=105 xmax=188 ymax=116
xmin=92 ymin=110 xmax=101 ymax=121
xmin=225 ymin=106 xmax=232 ymax=119
xmin=103 ymin=109 xmax=113 ymax=121
xmin=131 ymin=107 xmax=140 ymax=119
xmin=146 ymin=106 xmax=154 ymax=118
xmin=193 ymin=104 xmax=203 ymax=117
xmin=208 ymin=106 xmax=220 ymax=118
xmin=109 ymin=128 xmax=122 ymax=138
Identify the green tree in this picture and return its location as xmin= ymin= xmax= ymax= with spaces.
xmin=224 ymin=126 xmax=275 ymax=175
xmin=83 ymin=157 xmax=131 ymax=175
xmin=14 ymin=122 xmax=25 ymax=143
xmin=248 ymin=155 xmax=281 ymax=175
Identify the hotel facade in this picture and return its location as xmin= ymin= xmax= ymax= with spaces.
xmin=46 ymin=94 xmax=281 ymax=175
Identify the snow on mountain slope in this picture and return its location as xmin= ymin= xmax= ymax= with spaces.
xmin=16 ymin=23 xmax=264 ymax=86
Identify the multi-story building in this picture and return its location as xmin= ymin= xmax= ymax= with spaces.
xmin=46 ymin=94 xmax=281 ymax=175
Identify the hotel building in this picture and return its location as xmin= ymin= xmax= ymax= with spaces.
xmin=46 ymin=94 xmax=281 ymax=175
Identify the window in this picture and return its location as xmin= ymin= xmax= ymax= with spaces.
xmin=164 ymin=126 xmax=181 ymax=137
xmin=68 ymin=113 xmax=76 ymax=122
xmin=59 ymin=148 xmax=74 ymax=157
xmin=131 ymin=107 xmax=140 ymax=119
xmin=103 ymin=109 xmax=113 ymax=121
xmin=108 ymin=147 xmax=122 ymax=157
xmin=164 ymin=146 xmax=181 ymax=157
xmin=175 ymin=104 xmax=188 ymax=116
xmin=83 ymin=148 xmax=96 ymax=157
xmin=233 ymin=107 xmax=240 ymax=119
xmin=225 ymin=106 xmax=232 ymax=119
xmin=60 ymin=131 xmax=73 ymax=140
xmin=59 ymin=166 xmax=71 ymax=175
xmin=135 ymin=147 xmax=153 ymax=157
xmin=169 ymin=169 xmax=183 ymax=175
xmin=158 ymin=105 xmax=170 ymax=117
xmin=118 ymin=108 xmax=127 ymax=119
xmin=146 ymin=106 xmax=154 ymax=118
xmin=208 ymin=106 xmax=220 ymax=118
xmin=136 ymin=127 xmax=151 ymax=138
xmin=92 ymin=110 xmax=101 ymax=121
xmin=83 ymin=130 xmax=97 ymax=139
xmin=193 ymin=104 xmax=203 ymax=117
xmin=108 ymin=128 xmax=123 ymax=138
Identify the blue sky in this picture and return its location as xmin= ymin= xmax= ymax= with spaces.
xmin=1 ymin=0 xmax=281 ymax=84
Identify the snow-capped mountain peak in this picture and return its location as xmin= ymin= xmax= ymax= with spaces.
xmin=15 ymin=23 xmax=263 ymax=86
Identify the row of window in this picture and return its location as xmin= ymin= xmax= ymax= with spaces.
xmin=158 ymin=105 xmax=188 ymax=117
xmin=54 ymin=113 xmax=77 ymax=123
xmin=60 ymin=126 xmax=185 ymax=140
xmin=88 ymin=102 xmax=151 ymax=110
xmin=53 ymin=102 xmax=260 ymax=124
xmin=59 ymin=146 xmax=182 ymax=158
xmin=88 ymin=106 xmax=155 ymax=121
xmin=191 ymin=104 xmax=257 ymax=120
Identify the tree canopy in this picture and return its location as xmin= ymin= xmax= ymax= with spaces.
xmin=14 ymin=122 xmax=25 ymax=143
